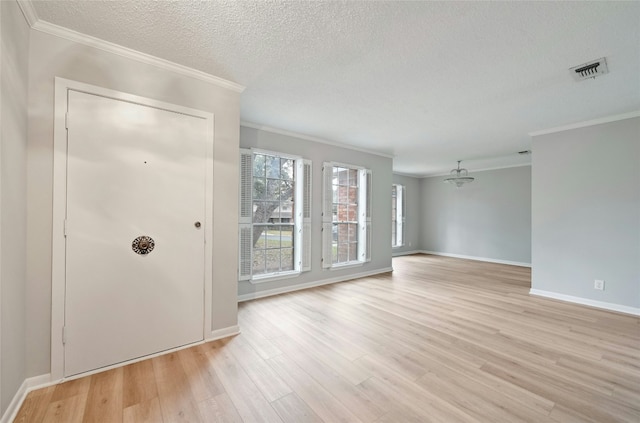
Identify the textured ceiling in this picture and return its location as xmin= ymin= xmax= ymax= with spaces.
xmin=31 ymin=1 xmax=640 ymax=176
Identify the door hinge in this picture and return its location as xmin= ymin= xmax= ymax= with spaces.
xmin=63 ymin=219 xmax=68 ymax=237
xmin=65 ymin=112 xmax=69 ymax=129
xmin=62 ymin=326 xmax=67 ymax=344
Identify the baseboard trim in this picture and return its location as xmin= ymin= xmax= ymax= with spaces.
xmin=1 ymin=323 xmax=240 ymax=423
xmin=420 ymin=250 xmax=531 ymax=268
xmin=1 ymin=374 xmax=55 ymax=423
xmin=529 ymin=289 xmax=640 ymax=316
xmin=207 ymin=325 xmax=240 ymax=341
xmin=392 ymin=249 xmax=422 ymax=257
xmin=238 ymin=267 xmax=394 ymax=302
xmin=1 ymin=379 xmax=29 ymax=423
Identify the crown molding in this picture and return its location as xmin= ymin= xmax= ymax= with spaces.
xmin=418 ymin=162 xmax=532 ymax=178
xmin=25 ymin=16 xmax=244 ymax=93
xmin=529 ymin=110 xmax=640 ymax=137
xmin=240 ymin=121 xmax=395 ymax=159
xmin=17 ymin=0 xmax=38 ymax=26
xmin=392 ymin=171 xmax=422 ymax=178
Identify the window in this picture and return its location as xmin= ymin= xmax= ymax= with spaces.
xmin=392 ymin=184 xmax=405 ymax=247
xmin=322 ymin=162 xmax=371 ymax=268
xmin=239 ymin=149 xmax=311 ymax=281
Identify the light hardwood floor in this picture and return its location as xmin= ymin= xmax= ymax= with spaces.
xmin=15 ymin=254 xmax=640 ymax=422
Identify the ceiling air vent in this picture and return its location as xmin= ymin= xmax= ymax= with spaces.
xmin=570 ymin=57 xmax=608 ymax=81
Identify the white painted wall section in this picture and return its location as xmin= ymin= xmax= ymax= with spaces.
xmin=420 ymin=166 xmax=532 ymax=265
xmin=531 ymin=116 xmax=640 ymax=310
xmin=0 ymin=0 xmax=29 ymax=417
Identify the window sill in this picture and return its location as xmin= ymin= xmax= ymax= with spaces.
xmin=250 ymin=271 xmax=301 ymax=284
xmin=329 ymin=261 xmax=364 ymax=271
xmin=392 ymin=245 xmax=405 ymax=249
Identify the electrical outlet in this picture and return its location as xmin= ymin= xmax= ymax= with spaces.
xmin=594 ymin=280 xmax=605 ymax=291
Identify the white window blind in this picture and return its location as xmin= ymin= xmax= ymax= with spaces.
xmin=322 ymin=163 xmax=334 ymax=269
xmin=365 ymin=169 xmax=372 ymax=262
xmin=301 ymin=159 xmax=312 ymax=272
xmin=400 ymin=183 xmax=405 ymax=247
xmin=239 ymin=149 xmax=253 ymax=280
xmin=392 ymin=184 xmax=405 ymax=248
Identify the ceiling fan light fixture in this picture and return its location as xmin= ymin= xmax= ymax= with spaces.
xmin=444 ymin=160 xmax=474 ymax=188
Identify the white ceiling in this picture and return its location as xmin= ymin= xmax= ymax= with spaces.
xmin=30 ymin=1 xmax=640 ymax=176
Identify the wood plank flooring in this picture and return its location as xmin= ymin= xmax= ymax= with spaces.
xmin=14 ymin=254 xmax=640 ymax=422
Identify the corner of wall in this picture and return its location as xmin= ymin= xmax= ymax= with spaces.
xmin=1 ymin=0 xmax=31 ymax=416
xmin=0 ymin=374 xmax=53 ymax=423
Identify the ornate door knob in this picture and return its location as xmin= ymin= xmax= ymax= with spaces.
xmin=132 ymin=236 xmax=155 ymax=255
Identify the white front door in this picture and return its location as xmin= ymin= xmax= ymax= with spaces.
xmin=63 ymin=90 xmax=207 ymax=377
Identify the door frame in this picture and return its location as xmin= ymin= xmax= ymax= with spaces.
xmin=51 ymin=77 xmax=215 ymax=381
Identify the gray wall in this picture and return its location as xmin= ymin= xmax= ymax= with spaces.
xmin=239 ymin=126 xmax=393 ymax=298
xmin=531 ymin=117 xmax=640 ymax=309
xmin=392 ymin=174 xmax=421 ymax=255
xmin=1 ymin=0 xmax=29 ymax=414
xmin=420 ymin=166 xmax=532 ymax=265
xmin=26 ymin=30 xmax=241 ymax=377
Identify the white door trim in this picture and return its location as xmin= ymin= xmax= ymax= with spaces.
xmin=51 ymin=77 xmax=215 ymax=381
xmin=0 ymin=1 xmax=3 ymax=408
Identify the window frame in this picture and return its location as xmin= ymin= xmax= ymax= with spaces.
xmin=322 ymin=162 xmax=371 ymax=269
xmin=239 ymin=149 xmax=311 ymax=283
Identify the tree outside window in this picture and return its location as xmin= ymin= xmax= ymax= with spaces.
xmin=239 ymin=149 xmax=311 ymax=281
xmin=252 ymin=153 xmax=295 ymax=275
